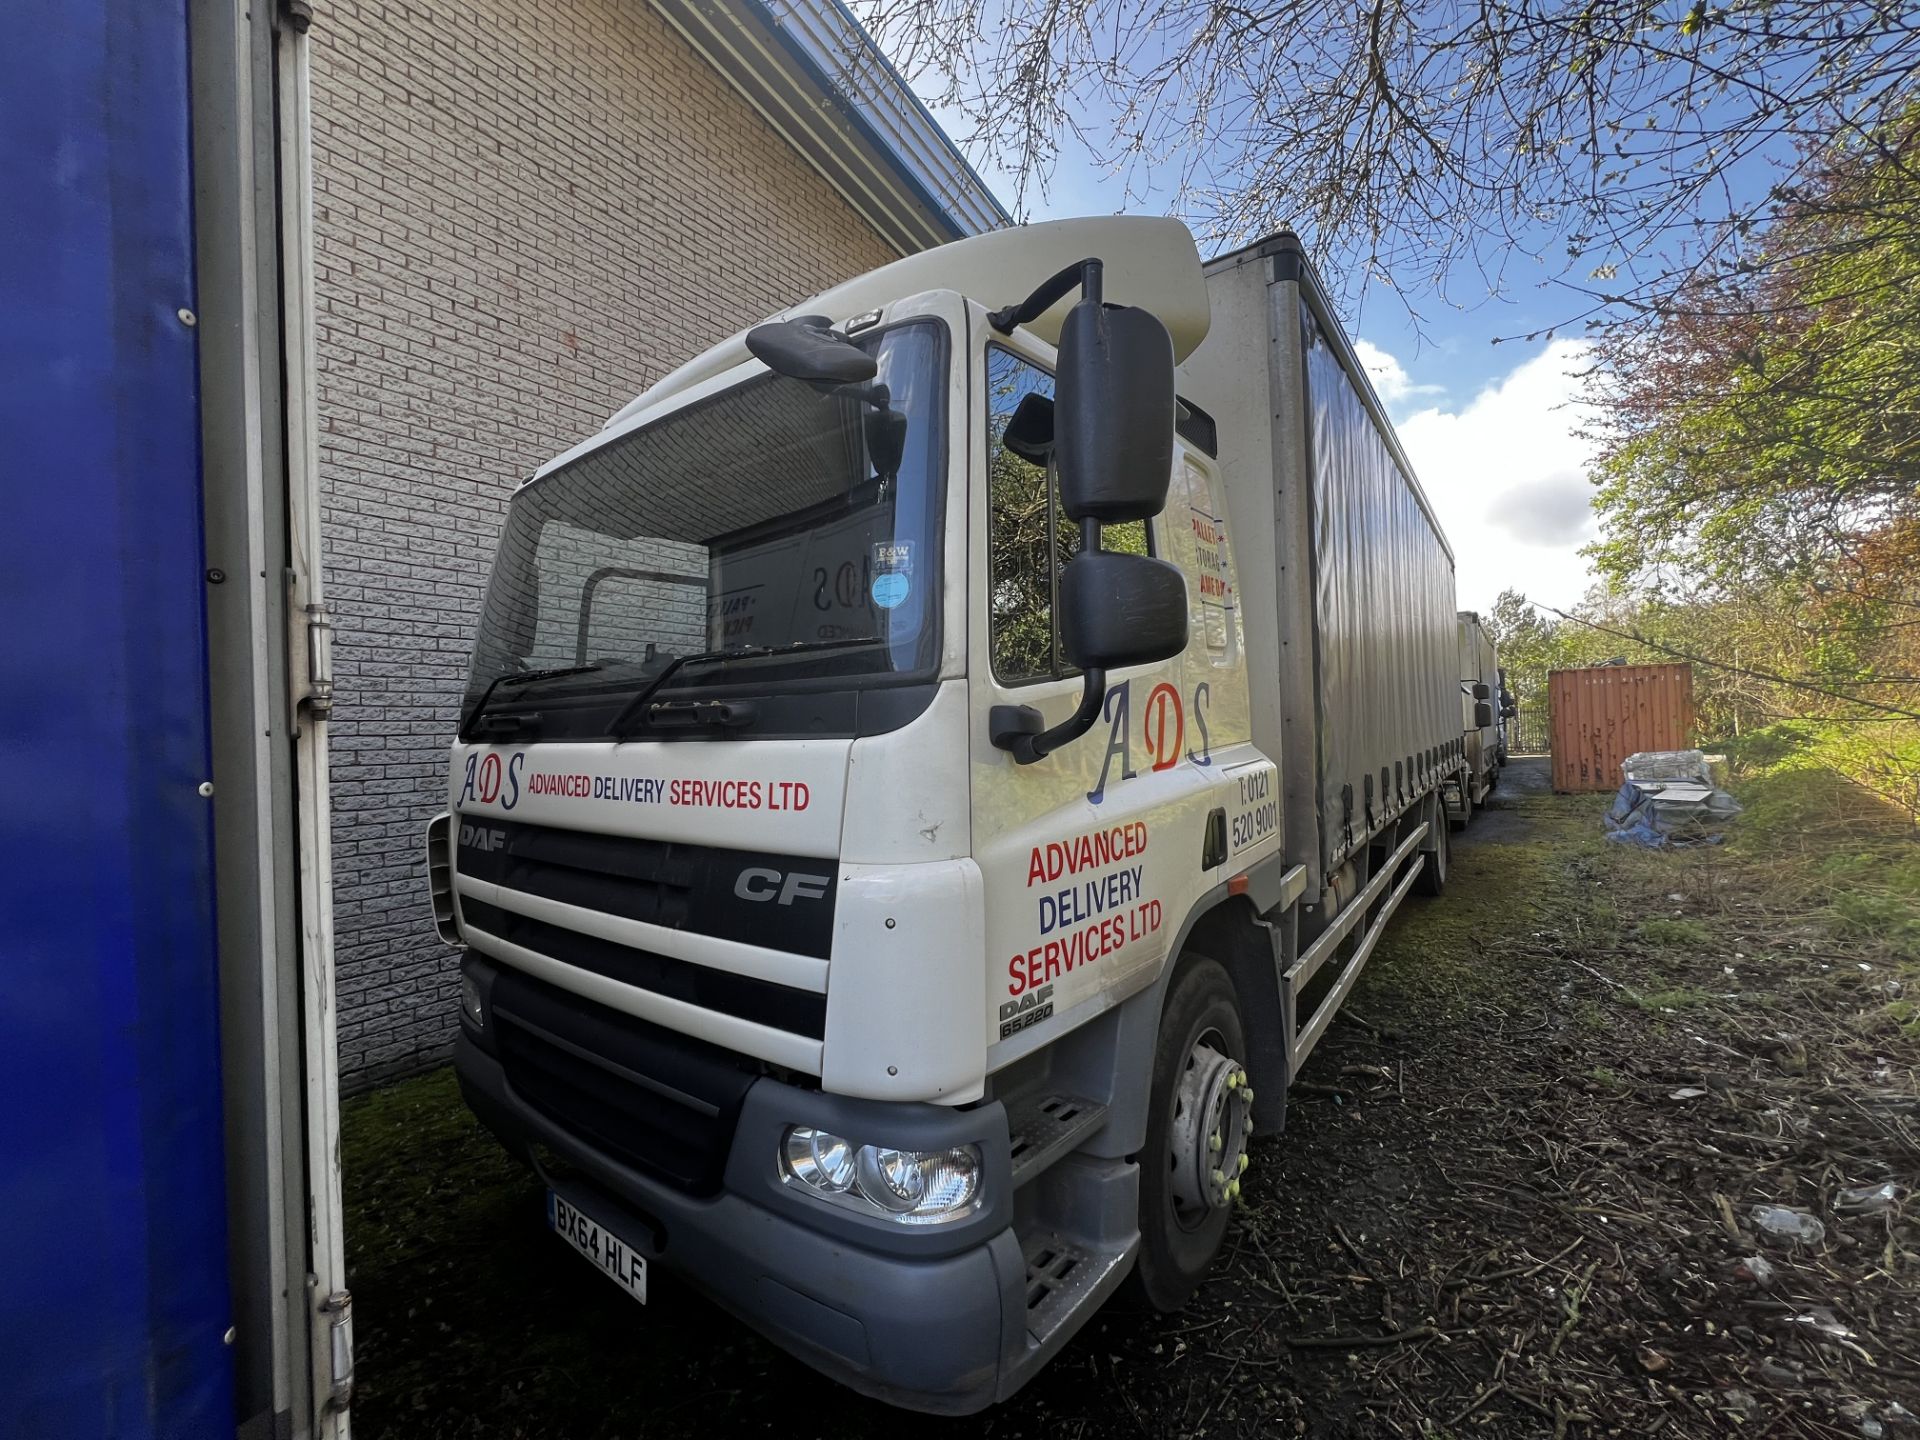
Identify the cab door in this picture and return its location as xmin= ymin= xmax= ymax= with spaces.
xmin=967 ymin=314 xmax=1246 ymax=1065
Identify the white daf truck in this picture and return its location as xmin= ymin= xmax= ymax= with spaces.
xmin=1454 ymin=610 xmax=1513 ymax=821
xmin=428 ymin=217 xmax=1465 ymax=1412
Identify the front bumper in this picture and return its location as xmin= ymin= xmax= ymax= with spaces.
xmin=455 ymin=1019 xmax=1028 ymax=1413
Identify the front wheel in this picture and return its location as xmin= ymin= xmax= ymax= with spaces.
xmin=1128 ymin=957 xmax=1252 ymax=1312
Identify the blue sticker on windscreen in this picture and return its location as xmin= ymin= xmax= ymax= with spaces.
xmin=871 ymin=572 xmax=910 ymax=609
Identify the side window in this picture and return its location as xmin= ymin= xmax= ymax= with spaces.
xmin=986 ymin=346 xmax=1152 ymax=685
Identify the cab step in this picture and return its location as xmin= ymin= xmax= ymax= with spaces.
xmin=1021 ymin=1230 xmax=1130 ymax=1348
xmin=1006 ymin=1093 xmax=1108 ymax=1189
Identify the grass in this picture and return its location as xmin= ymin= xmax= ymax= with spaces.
xmin=1628 ymin=985 xmax=1713 ymax=1012
xmin=1636 ymin=917 xmax=1713 ymax=949
xmin=1693 ymin=740 xmax=1920 ymax=968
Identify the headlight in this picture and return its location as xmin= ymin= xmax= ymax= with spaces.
xmin=783 ymin=1127 xmax=855 ymax=1192
xmin=779 ymin=1127 xmax=982 ymax=1225
xmin=460 ymin=972 xmax=486 ymax=1029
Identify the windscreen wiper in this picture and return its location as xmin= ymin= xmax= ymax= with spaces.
xmin=609 ymin=638 xmax=884 ymax=738
xmin=459 ymin=663 xmax=604 ymax=742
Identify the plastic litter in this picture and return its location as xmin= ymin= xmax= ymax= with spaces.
xmin=1622 ymin=749 xmax=1714 ymax=784
xmin=1670 ymin=1086 xmax=1707 ymax=1100
xmin=1733 ymin=1255 xmax=1775 ymax=1284
xmin=1750 ymin=1205 xmax=1826 ymax=1245
xmin=1786 ymin=1305 xmax=1853 ymax=1338
xmin=1605 ymin=752 xmax=1742 ymax=848
xmin=1836 ymin=1181 xmax=1902 ymax=1214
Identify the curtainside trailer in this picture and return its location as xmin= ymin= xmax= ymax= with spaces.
xmin=431 ymin=217 xmax=1464 ymax=1412
xmin=1 ymin=1 xmax=351 ymax=1436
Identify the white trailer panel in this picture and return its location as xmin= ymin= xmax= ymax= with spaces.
xmin=1184 ymin=237 xmax=1460 ymax=895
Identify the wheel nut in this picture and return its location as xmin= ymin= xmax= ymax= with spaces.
xmin=1238 ymin=1153 xmax=1250 ymax=1174
xmin=1227 ymin=1178 xmax=1241 ymax=1200
xmin=1210 ymin=1168 xmax=1226 ymax=1186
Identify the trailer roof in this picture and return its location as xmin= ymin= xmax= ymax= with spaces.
xmin=1204 ymin=231 xmax=1454 ymax=566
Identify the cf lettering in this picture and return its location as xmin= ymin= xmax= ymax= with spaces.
xmin=734 ymin=868 xmax=831 ymax=905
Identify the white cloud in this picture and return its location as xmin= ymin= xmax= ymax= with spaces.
xmin=1353 ymin=339 xmax=1444 ymax=406
xmin=1389 ymin=339 xmax=1601 ymax=615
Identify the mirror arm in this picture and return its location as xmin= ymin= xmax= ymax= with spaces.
xmin=991 ymin=518 xmax=1108 ymax=765
xmin=990 ymin=667 xmax=1108 ymax=766
xmin=988 ymin=258 xmax=1104 ymax=334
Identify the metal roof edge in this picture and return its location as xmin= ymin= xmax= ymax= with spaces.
xmin=649 ymin=0 xmax=1008 ymax=253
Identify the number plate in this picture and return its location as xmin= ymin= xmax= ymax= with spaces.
xmin=548 ymin=1191 xmax=647 ymax=1305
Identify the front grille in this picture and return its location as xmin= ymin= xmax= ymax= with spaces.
xmin=454 ymin=813 xmax=836 ymax=1041
xmin=462 ymin=896 xmax=826 ymax=1037
xmin=491 ymin=967 xmax=760 ymax=1194
xmin=456 ymin=814 xmax=836 ymax=958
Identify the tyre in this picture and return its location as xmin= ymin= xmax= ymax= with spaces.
xmin=1414 ymin=805 xmax=1449 ymax=895
xmin=1127 ymin=956 xmax=1251 ymax=1313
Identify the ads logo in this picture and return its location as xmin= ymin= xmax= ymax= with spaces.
xmin=733 ymin=867 xmax=832 ymax=906
xmin=1142 ymin=683 xmax=1184 ymax=772
xmin=458 ymin=750 xmax=526 ymax=810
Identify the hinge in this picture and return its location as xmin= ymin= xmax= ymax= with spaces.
xmin=321 ymin=1288 xmax=353 ymax=1413
xmin=302 ymin=600 xmax=335 ymax=721
xmin=288 ymin=595 xmax=334 ymax=733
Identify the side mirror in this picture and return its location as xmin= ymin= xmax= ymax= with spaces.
xmin=745 ymin=315 xmax=876 ymax=392
xmin=1055 ymin=301 xmax=1175 ymax=522
xmin=1471 ymin=681 xmax=1492 ymax=701
xmin=1001 ymin=392 xmax=1055 ymax=464
xmin=986 ymin=258 xmax=1186 ymax=766
xmin=1060 ymin=552 xmax=1187 ymax=671
xmin=1474 ymin=702 xmax=1495 ymax=729
xmin=863 ymin=403 xmax=907 ymax=483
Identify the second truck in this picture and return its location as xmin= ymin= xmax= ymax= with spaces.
xmin=1454 ymin=609 xmax=1516 ymax=822
xmin=429 ymin=217 xmax=1468 ymax=1411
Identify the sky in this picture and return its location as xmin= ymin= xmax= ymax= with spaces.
xmin=906 ymin=94 xmax=1617 ymax=613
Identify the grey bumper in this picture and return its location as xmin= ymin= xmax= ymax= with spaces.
xmin=455 ymin=1029 xmax=1030 ymax=1414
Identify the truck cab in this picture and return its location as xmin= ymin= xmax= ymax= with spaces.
xmin=430 ymin=218 xmax=1457 ymax=1411
xmin=1453 ymin=609 xmax=1509 ymax=821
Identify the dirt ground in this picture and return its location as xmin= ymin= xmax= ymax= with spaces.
xmin=343 ymin=759 xmax=1920 ymax=1438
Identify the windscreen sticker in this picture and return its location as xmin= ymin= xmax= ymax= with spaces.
xmin=870 ymin=540 xmax=913 ymax=609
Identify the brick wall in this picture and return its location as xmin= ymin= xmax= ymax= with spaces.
xmin=311 ymin=0 xmax=899 ymax=1088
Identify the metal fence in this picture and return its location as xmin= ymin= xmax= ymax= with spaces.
xmin=1510 ymin=706 xmax=1551 ymax=755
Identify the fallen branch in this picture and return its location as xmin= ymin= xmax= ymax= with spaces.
xmin=1441 ymin=1238 xmax=1583 ymax=1291
xmin=1547 ymin=1259 xmax=1603 ymax=1360
xmin=1287 ymin=1324 xmax=1443 ymax=1350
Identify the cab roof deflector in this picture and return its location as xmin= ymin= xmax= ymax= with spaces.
xmin=605 ymin=217 xmax=1211 ymax=430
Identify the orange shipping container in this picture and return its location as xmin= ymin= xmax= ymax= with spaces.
xmin=1548 ymin=663 xmax=1695 ymax=792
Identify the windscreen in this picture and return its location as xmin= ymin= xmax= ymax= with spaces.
xmin=464 ymin=321 xmax=944 ymax=735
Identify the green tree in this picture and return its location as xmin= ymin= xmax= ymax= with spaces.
xmin=1588 ymin=110 xmax=1920 ymax=601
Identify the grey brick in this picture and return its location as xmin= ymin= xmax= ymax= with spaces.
xmin=315 ymin=0 xmax=898 ymax=1093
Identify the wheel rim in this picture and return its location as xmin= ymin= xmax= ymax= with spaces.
xmin=1166 ymin=1028 xmax=1253 ymax=1230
